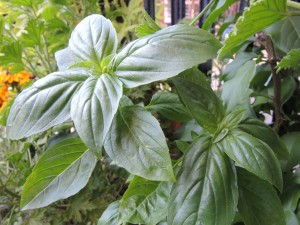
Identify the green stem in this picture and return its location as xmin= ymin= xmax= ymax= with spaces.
xmin=287 ymin=0 xmax=300 ymax=10
xmin=189 ymin=0 xmax=214 ymax=26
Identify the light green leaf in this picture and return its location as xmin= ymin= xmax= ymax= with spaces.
xmin=119 ymin=176 xmax=171 ymax=225
xmin=285 ymin=210 xmax=300 ymax=225
xmin=21 ymin=138 xmax=97 ymax=210
xmin=71 ymin=74 xmax=122 ymax=156
xmin=266 ymin=16 xmax=300 ymax=55
xmin=98 ymin=201 xmax=121 ymax=225
xmin=7 ymin=70 xmax=90 ymax=140
xmin=21 ymin=19 xmax=44 ymax=47
xmin=168 ymin=136 xmax=238 ymax=225
xmin=112 ymin=24 xmax=221 ymax=88
xmin=172 ymin=67 xmax=224 ymax=132
xmin=0 ymin=42 xmax=23 ymax=65
xmin=136 ymin=11 xmax=161 ymax=37
xmin=219 ymin=129 xmax=283 ymax=191
xmin=104 ymin=105 xmax=174 ymax=181
xmin=68 ymin=14 xmax=118 ymax=68
xmin=237 ymin=118 xmax=289 ymax=160
xmin=0 ymin=98 xmax=14 ymax=126
xmin=145 ymin=92 xmax=191 ymax=122
xmin=202 ymin=0 xmax=238 ymax=30
xmin=277 ymin=48 xmax=300 ymax=72
xmin=218 ymin=0 xmax=287 ymax=58
xmin=221 ymin=60 xmax=256 ymax=114
xmin=237 ymin=168 xmax=286 ymax=225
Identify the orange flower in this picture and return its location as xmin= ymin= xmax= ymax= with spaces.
xmin=0 ymin=85 xmax=9 ymax=110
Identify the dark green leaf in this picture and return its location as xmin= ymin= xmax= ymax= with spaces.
xmin=98 ymin=201 xmax=121 ymax=225
xmin=71 ymin=74 xmax=122 ymax=156
xmin=282 ymin=132 xmax=300 ymax=170
xmin=237 ymin=168 xmax=285 ymax=225
xmin=202 ymin=0 xmax=238 ymax=30
xmin=168 ymin=136 xmax=238 ymax=225
xmin=282 ymin=170 xmax=300 ymax=211
xmin=136 ymin=11 xmax=161 ymax=37
xmin=219 ymin=109 xmax=246 ymax=130
xmin=119 ymin=176 xmax=171 ymax=225
xmin=146 ymin=92 xmax=191 ymax=122
xmin=266 ymin=16 xmax=300 ymax=55
xmin=221 ymin=60 xmax=256 ymax=114
xmin=219 ymin=129 xmax=283 ymax=191
xmin=277 ymin=48 xmax=300 ymax=72
xmin=237 ymin=118 xmax=289 ymax=160
xmin=21 ymin=138 xmax=97 ymax=210
xmin=112 ymin=25 xmax=221 ymax=88
xmin=218 ymin=0 xmax=287 ymax=58
xmin=68 ymin=15 xmax=118 ymax=68
xmin=172 ymin=67 xmax=224 ymax=132
xmin=7 ymin=70 xmax=90 ymax=140
xmin=104 ymin=105 xmax=174 ymax=181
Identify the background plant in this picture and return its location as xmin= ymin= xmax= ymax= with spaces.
xmin=2 ymin=0 xmax=300 ymax=225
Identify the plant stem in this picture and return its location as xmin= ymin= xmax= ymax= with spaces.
xmin=287 ymin=0 xmax=300 ymax=10
xmin=265 ymin=36 xmax=282 ymax=132
xmin=189 ymin=0 xmax=214 ymax=26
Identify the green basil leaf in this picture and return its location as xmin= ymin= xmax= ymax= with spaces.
xmin=98 ymin=200 xmax=121 ymax=225
xmin=237 ymin=168 xmax=286 ymax=225
xmin=282 ymin=132 xmax=300 ymax=170
xmin=104 ymin=105 xmax=174 ymax=181
xmin=237 ymin=118 xmax=289 ymax=160
xmin=221 ymin=60 xmax=256 ymax=114
xmin=71 ymin=74 xmax=122 ymax=156
xmin=266 ymin=16 xmax=300 ymax=55
xmin=202 ymin=0 xmax=238 ymax=30
xmin=55 ymin=48 xmax=73 ymax=71
xmin=68 ymin=14 xmax=118 ymax=67
xmin=172 ymin=67 xmax=224 ymax=132
xmin=219 ymin=129 xmax=283 ymax=191
xmin=282 ymin=170 xmax=300 ymax=211
xmin=7 ymin=70 xmax=90 ymax=140
xmin=146 ymin=92 xmax=192 ymax=122
xmin=119 ymin=176 xmax=171 ymax=225
xmin=219 ymin=109 xmax=246 ymax=130
xmin=21 ymin=138 xmax=97 ymax=210
xmin=112 ymin=25 xmax=221 ymax=88
xmin=168 ymin=136 xmax=238 ymax=225
xmin=218 ymin=0 xmax=287 ymax=58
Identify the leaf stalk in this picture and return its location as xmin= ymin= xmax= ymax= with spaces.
xmin=189 ymin=0 xmax=215 ymax=26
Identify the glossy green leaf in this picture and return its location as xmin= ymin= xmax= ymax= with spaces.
xmin=277 ymin=48 xmax=300 ymax=72
xmin=68 ymin=14 xmax=118 ymax=67
xmin=146 ymin=92 xmax=191 ymax=122
xmin=71 ymin=74 xmax=122 ymax=156
xmin=7 ymin=70 xmax=90 ymax=140
xmin=218 ymin=0 xmax=287 ymax=58
xmin=202 ymin=0 xmax=238 ymax=30
xmin=112 ymin=25 xmax=221 ymax=88
xmin=219 ymin=129 xmax=283 ymax=191
xmin=282 ymin=170 xmax=300 ymax=211
xmin=104 ymin=105 xmax=174 ymax=181
xmin=55 ymin=48 xmax=73 ymax=71
xmin=266 ymin=16 xmax=300 ymax=55
xmin=221 ymin=60 xmax=256 ymax=114
xmin=119 ymin=176 xmax=171 ymax=225
xmin=98 ymin=201 xmax=121 ymax=225
xmin=21 ymin=138 xmax=97 ymax=210
xmin=282 ymin=132 xmax=300 ymax=170
xmin=237 ymin=168 xmax=286 ymax=225
xmin=172 ymin=67 xmax=224 ymax=132
xmin=168 ymin=136 xmax=238 ymax=225
xmin=284 ymin=210 xmax=300 ymax=225
xmin=136 ymin=11 xmax=161 ymax=37
xmin=219 ymin=109 xmax=246 ymax=130
xmin=237 ymin=118 xmax=289 ymax=160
